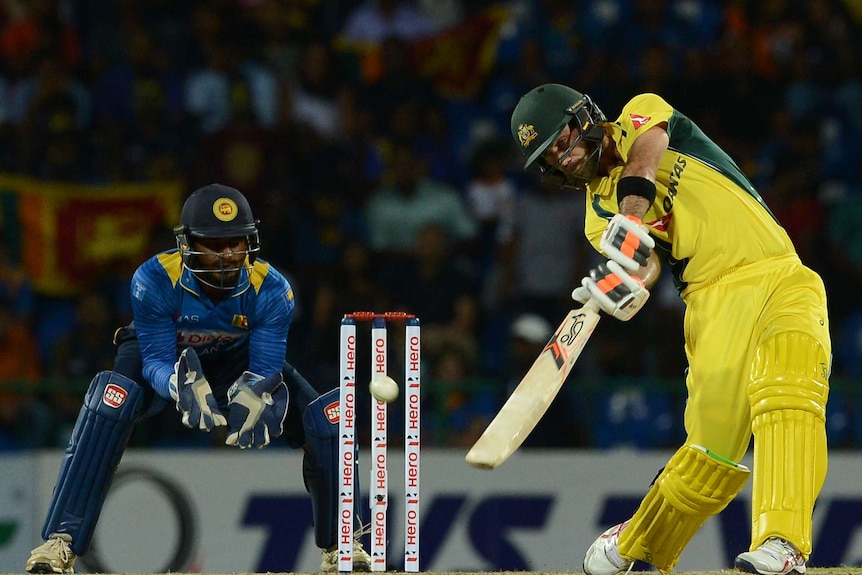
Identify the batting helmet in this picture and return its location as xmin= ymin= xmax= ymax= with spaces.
xmin=510 ymin=83 xmax=607 ymax=188
xmin=173 ymin=184 xmax=261 ymax=290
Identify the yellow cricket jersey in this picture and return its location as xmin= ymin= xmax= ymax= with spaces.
xmin=585 ymin=93 xmax=797 ymax=296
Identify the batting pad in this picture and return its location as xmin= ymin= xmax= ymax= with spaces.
xmin=618 ymin=444 xmax=750 ymax=573
xmin=749 ymin=331 xmax=829 ymax=558
xmin=42 ymin=371 xmax=145 ymax=555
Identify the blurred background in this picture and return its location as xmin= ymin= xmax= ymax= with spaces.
xmin=1 ymin=0 xmax=861 ymax=452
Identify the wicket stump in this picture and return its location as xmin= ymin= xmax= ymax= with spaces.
xmin=338 ymin=312 xmax=421 ymax=572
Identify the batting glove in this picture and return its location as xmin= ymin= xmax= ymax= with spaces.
xmin=169 ymin=347 xmax=227 ymax=431
xmin=599 ymin=214 xmax=655 ymax=272
xmin=574 ymin=260 xmax=649 ymax=321
xmin=225 ymin=371 xmax=289 ymax=449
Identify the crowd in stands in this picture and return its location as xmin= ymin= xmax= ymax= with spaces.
xmin=1 ymin=0 xmax=861 ymax=450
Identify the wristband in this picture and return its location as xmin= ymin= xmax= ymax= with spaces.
xmin=616 ymin=176 xmax=656 ymax=207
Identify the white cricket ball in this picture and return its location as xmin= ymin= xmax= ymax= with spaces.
xmin=369 ymin=375 xmax=399 ymax=403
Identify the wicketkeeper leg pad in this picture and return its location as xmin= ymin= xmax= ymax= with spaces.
xmin=42 ymin=371 xmax=145 ymax=556
xmin=618 ymin=444 xmax=751 ymax=573
xmin=749 ymin=331 xmax=829 ymax=558
xmin=281 ymin=362 xmax=320 ymax=449
xmin=302 ymin=387 xmax=350 ymax=549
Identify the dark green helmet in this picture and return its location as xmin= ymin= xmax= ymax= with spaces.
xmin=510 ymin=83 xmax=607 ymax=188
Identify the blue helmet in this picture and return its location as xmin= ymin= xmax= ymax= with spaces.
xmin=173 ymin=184 xmax=261 ymax=290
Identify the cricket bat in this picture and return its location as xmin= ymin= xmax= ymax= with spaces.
xmin=466 ymin=303 xmax=600 ymax=469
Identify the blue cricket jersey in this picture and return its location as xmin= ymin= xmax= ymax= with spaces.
xmin=129 ymin=249 xmax=295 ymax=401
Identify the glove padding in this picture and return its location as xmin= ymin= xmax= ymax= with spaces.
xmin=225 ymin=371 xmax=289 ymax=449
xmin=599 ymin=214 xmax=655 ymax=272
xmin=572 ymin=260 xmax=649 ymax=321
xmin=169 ymin=347 xmax=227 ymax=431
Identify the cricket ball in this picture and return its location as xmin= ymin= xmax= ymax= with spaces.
xmin=369 ymin=375 xmax=399 ymax=403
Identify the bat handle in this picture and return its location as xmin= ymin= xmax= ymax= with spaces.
xmin=583 ymin=299 xmax=600 ymax=313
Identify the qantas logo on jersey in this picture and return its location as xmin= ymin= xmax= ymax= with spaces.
xmin=646 ymin=214 xmax=673 ymax=232
xmin=629 ymin=114 xmax=651 ymax=129
xmin=662 ymin=155 xmax=688 ymax=213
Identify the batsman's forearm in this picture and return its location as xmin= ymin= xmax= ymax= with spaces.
xmin=622 ymin=124 xmax=668 ymax=183
xmin=618 ymin=195 xmax=652 ymax=219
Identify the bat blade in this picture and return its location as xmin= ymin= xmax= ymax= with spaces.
xmin=466 ymin=305 xmax=600 ymax=469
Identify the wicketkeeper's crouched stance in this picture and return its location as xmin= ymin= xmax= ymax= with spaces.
xmin=511 ymin=84 xmax=830 ymax=575
xmin=26 ymin=184 xmax=370 ymax=574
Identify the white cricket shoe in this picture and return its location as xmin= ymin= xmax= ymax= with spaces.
xmin=321 ymin=540 xmax=372 ymax=572
xmin=584 ymin=521 xmax=634 ymax=575
xmin=26 ymin=533 xmax=76 ymax=574
xmin=735 ymin=537 xmax=806 ymax=575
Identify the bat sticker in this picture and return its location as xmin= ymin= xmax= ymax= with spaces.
xmin=544 ymin=312 xmax=586 ymax=369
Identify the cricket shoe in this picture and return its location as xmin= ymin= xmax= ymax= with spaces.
xmin=735 ymin=537 xmax=806 ymax=575
xmin=26 ymin=533 xmax=76 ymax=574
xmin=584 ymin=520 xmax=634 ymax=575
xmin=321 ymin=540 xmax=372 ymax=572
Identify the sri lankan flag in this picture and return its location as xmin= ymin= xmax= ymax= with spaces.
xmin=411 ymin=5 xmax=510 ymax=100
xmin=335 ymin=5 xmax=510 ymax=100
xmin=0 ymin=175 xmax=183 ymax=297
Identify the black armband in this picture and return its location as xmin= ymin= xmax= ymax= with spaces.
xmin=616 ymin=176 xmax=656 ymax=207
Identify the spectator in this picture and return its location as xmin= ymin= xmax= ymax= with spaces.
xmin=497 ymin=178 xmax=590 ymax=325
xmin=286 ymin=37 xmax=348 ymax=141
xmin=756 ymin=109 xmax=826 ymax=268
xmin=465 ymin=136 xmax=518 ymax=289
xmin=339 ymin=0 xmax=440 ymax=45
xmin=7 ymin=51 xmax=90 ymax=129
xmin=12 ymin=52 xmax=91 ymax=179
xmin=184 ymin=34 xmax=278 ymax=134
xmin=384 ymin=99 xmax=464 ymax=186
xmin=90 ymin=26 xmax=190 ymax=181
xmin=0 ymin=0 xmax=81 ymax=70
xmin=383 ymin=223 xmax=480 ymax=361
xmin=365 ymin=141 xmax=477 ymax=260
xmin=425 ymin=341 xmax=495 ymax=447
xmin=416 ymin=0 xmax=464 ymax=30
xmin=294 ymin=237 xmax=391 ymax=387
xmin=195 ymin=78 xmax=276 ymax=203
xmin=353 ymin=35 xmax=440 ymax=137
xmin=0 ymin=301 xmax=50 ymax=449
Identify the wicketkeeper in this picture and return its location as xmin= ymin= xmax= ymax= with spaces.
xmin=510 ymin=84 xmax=830 ymax=575
xmin=26 ymin=184 xmax=371 ymax=574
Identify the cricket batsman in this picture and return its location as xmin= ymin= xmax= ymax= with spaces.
xmin=510 ymin=84 xmax=830 ymax=575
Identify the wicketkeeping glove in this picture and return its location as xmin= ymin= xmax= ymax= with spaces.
xmin=169 ymin=347 xmax=227 ymax=431
xmin=599 ymin=214 xmax=655 ymax=272
xmin=225 ymin=371 xmax=289 ymax=449
xmin=572 ymin=260 xmax=649 ymax=321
